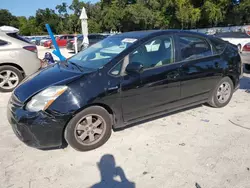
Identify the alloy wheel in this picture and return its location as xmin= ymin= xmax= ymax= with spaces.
xmin=74 ymin=114 xmax=106 ymax=146
xmin=216 ymin=82 xmax=231 ymax=104
xmin=0 ymin=70 xmax=19 ymax=90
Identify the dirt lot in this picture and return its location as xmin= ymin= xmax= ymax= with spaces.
xmin=1 ymin=47 xmax=250 ymax=188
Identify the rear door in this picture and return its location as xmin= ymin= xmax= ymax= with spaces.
xmin=177 ymin=34 xmax=222 ymax=104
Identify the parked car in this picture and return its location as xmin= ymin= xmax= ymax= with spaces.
xmin=0 ymin=31 xmax=41 ymax=92
xmin=8 ymin=30 xmax=242 ymax=151
xmin=30 ymin=37 xmax=44 ymax=46
xmin=39 ymin=37 xmax=50 ymax=46
xmin=241 ymin=42 xmax=250 ymax=72
xmin=215 ymin=32 xmax=250 ymax=52
xmin=44 ymin=35 xmax=74 ymax=48
xmin=66 ymin=34 xmax=109 ymax=52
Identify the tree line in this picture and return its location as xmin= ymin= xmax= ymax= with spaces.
xmin=0 ymin=0 xmax=250 ymax=36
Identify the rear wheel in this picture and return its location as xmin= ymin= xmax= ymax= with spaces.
xmin=0 ymin=66 xmax=23 ymax=92
xmin=208 ymin=77 xmax=234 ymax=108
xmin=65 ymin=106 xmax=112 ymax=151
xmin=245 ymin=64 xmax=250 ymax=73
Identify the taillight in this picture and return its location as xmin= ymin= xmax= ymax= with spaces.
xmin=243 ymin=43 xmax=250 ymax=52
xmin=23 ymin=46 xmax=37 ymax=53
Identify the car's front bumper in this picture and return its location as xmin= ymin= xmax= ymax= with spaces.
xmin=7 ymin=95 xmax=70 ymax=149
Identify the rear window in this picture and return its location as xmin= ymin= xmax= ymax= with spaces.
xmin=6 ymin=33 xmax=31 ymax=44
xmin=178 ymin=35 xmax=212 ymax=61
xmin=210 ymin=37 xmax=227 ymax=54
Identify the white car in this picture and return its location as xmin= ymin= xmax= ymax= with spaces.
xmin=0 ymin=28 xmax=41 ymax=92
xmin=215 ymin=32 xmax=250 ymax=52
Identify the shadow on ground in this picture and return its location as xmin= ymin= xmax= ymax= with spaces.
xmin=91 ymin=154 xmax=135 ymax=188
xmin=240 ymin=75 xmax=250 ymax=90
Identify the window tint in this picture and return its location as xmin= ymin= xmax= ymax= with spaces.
xmin=129 ymin=35 xmax=174 ymax=69
xmin=210 ymin=37 xmax=226 ymax=54
xmin=0 ymin=39 xmax=7 ymax=46
xmin=179 ymin=36 xmax=212 ymax=61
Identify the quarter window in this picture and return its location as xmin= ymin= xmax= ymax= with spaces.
xmin=179 ymin=36 xmax=212 ymax=61
xmin=210 ymin=37 xmax=226 ymax=54
xmin=129 ymin=35 xmax=174 ymax=69
xmin=110 ymin=62 xmax=122 ymax=76
xmin=0 ymin=39 xmax=7 ymax=46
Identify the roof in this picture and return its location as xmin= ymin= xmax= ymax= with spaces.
xmin=111 ymin=30 xmax=208 ymax=39
xmin=0 ymin=26 xmax=19 ymax=33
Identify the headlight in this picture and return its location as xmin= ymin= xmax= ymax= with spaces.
xmin=26 ymin=86 xmax=68 ymax=112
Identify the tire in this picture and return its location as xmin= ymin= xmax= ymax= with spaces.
xmin=65 ymin=106 xmax=112 ymax=151
xmin=208 ymin=77 xmax=234 ymax=108
xmin=0 ymin=65 xmax=24 ymax=92
xmin=245 ymin=64 xmax=250 ymax=73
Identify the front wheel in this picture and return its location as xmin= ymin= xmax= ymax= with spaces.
xmin=65 ymin=106 xmax=112 ymax=151
xmin=208 ymin=77 xmax=234 ymax=108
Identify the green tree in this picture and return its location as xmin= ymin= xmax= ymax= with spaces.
xmin=175 ymin=0 xmax=191 ymax=29
xmin=35 ymin=8 xmax=60 ymax=33
xmin=0 ymin=9 xmax=18 ymax=27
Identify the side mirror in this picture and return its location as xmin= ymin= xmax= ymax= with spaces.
xmin=126 ymin=62 xmax=143 ymax=74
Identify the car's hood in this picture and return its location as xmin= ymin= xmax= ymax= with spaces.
xmin=14 ymin=62 xmax=94 ymax=103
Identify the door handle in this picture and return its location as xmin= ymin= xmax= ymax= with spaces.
xmin=214 ymin=62 xmax=219 ymax=68
xmin=107 ymin=86 xmax=119 ymax=91
xmin=167 ymin=72 xmax=179 ymax=79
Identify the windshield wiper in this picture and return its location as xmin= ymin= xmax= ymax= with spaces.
xmin=67 ymin=61 xmax=84 ymax=72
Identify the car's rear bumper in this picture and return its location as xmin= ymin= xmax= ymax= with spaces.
xmin=43 ymin=43 xmax=51 ymax=48
xmin=7 ymin=95 xmax=69 ymax=149
xmin=241 ymin=52 xmax=250 ymax=65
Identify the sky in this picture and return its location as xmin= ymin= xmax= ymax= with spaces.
xmin=1 ymin=0 xmax=98 ymax=17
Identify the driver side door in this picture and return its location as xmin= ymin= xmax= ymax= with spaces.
xmin=121 ymin=35 xmax=181 ymax=122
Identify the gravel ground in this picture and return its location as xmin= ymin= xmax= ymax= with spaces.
xmin=0 ymin=46 xmax=250 ymax=188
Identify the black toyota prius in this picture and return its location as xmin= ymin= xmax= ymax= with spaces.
xmin=7 ymin=30 xmax=242 ymax=151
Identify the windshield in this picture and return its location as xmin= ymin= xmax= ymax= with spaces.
xmin=68 ymin=36 xmax=137 ymax=70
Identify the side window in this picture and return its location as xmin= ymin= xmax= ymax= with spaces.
xmin=145 ymin=39 xmax=161 ymax=52
xmin=88 ymin=35 xmax=96 ymax=40
xmin=210 ymin=37 xmax=226 ymax=54
xmin=60 ymin=36 xmax=66 ymax=40
xmin=0 ymin=40 xmax=7 ymax=46
xmin=68 ymin=36 xmax=74 ymax=40
xmin=129 ymin=35 xmax=174 ymax=69
xmin=179 ymin=36 xmax=212 ymax=61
